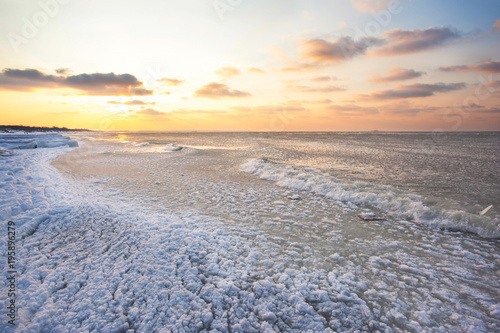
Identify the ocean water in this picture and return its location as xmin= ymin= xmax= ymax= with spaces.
xmin=83 ymin=131 xmax=500 ymax=238
xmin=2 ymin=131 xmax=500 ymax=332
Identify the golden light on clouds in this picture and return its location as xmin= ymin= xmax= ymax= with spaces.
xmin=0 ymin=0 xmax=499 ymax=131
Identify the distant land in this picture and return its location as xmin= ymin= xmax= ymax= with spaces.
xmin=0 ymin=125 xmax=92 ymax=133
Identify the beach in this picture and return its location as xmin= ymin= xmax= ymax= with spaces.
xmin=1 ymin=132 xmax=499 ymax=332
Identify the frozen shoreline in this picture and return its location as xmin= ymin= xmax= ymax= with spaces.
xmin=1 ymin=139 xmax=500 ymax=332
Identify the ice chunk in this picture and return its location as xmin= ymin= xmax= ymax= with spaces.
xmin=164 ymin=143 xmax=182 ymax=151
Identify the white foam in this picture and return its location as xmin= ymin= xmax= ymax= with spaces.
xmin=241 ymin=158 xmax=500 ymax=238
xmin=0 ymin=134 xmax=79 ymax=150
xmin=164 ymin=143 xmax=182 ymax=151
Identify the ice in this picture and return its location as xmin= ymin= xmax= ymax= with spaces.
xmin=0 ymin=133 xmax=79 ymax=150
xmin=0 ymin=137 xmax=499 ymax=332
xmin=164 ymin=143 xmax=182 ymax=151
xmin=241 ymin=158 xmax=500 ymax=238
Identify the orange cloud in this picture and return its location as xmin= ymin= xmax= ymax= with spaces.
xmin=493 ymin=19 xmax=500 ymax=32
xmin=194 ymin=82 xmax=251 ymax=99
xmin=327 ymin=104 xmax=379 ymax=116
xmin=369 ymin=66 xmax=425 ymax=83
xmin=215 ymin=67 xmax=240 ymax=78
xmin=286 ymin=83 xmax=345 ymax=93
xmin=439 ymin=60 xmax=500 ymax=74
xmin=108 ymin=99 xmax=155 ymax=105
xmin=157 ymin=78 xmax=185 ymax=86
xmin=310 ymin=75 xmax=340 ymax=82
xmin=248 ymin=67 xmax=265 ymax=74
xmin=136 ymin=108 xmax=166 ymax=116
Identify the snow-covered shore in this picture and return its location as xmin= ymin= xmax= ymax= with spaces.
xmin=0 ymin=142 xmax=373 ymax=332
xmin=1 ymin=138 xmax=500 ymax=332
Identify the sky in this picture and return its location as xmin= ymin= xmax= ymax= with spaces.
xmin=0 ymin=0 xmax=499 ymax=131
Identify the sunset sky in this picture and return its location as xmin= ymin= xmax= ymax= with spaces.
xmin=0 ymin=0 xmax=499 ymax=131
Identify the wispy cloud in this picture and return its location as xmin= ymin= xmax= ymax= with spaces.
xmin=380 ymin=100 xmax=441 ymax=115
xmin=108 ymin=99 xmax=155 ymax=105
xmin=361 ymin=82 xmax=466 ymax=100
xmin=439 ymin=60 xmax=500 ymax=74
xmin=230 ymin=104 xmax=306 ymax=114
xmin=289 ymin=98 xmax=332 ymax=104
xmin=369 ymin=66 xmax=425 ymax=83
xmin=371 ymin=27 xmax=463 ymax=56
xmin=279 ymin=61 xmax=324 ymax=72
xmin=350 ymin=0 xmax=391 ymax=13
xmin=0 ymin=68 xmax=153 ymax=96
xmin=157 ymin=78 xmax=185 ymax=86
xmin=194 ymin=82 xmax=251 ymax=99
xmin=248 ymin=67 xmax=265 ymax=74
xmin=136 ymin=108 xmax=166 ymax=116
xmin=286 ymin=83 xmax=345 ymax=93
xmin=215 ymin=66 xmax=240 ymax=78
xmin=327 ymin=103 xmax=379 ymax=116
xmin=493 ymin=19 xmax=500 ymax=32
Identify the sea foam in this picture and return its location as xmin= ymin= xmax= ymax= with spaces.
xmin=241 ymin=158 xmax=500 ymax=238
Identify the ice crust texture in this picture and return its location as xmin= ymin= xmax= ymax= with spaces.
xmin=0 ymin=138 xmax=499 ymax=332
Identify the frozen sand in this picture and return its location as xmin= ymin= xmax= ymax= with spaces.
xmin=1 ymin=139 xmax=499 ymax=332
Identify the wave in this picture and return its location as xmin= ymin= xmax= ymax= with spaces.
xmin=0 ymin=133 xmax=78 ymax=149
xmin=241 ymin=158 xmax=500 ymax=238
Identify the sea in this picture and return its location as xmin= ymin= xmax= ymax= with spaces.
xmin=85 ymin=131 xmax=500 ymax=237
xmin=1 ymin=131 xmax=499 ymax=332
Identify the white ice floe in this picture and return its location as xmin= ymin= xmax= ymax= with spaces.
xmin=165 ymin=143 xmax=182 ymax=151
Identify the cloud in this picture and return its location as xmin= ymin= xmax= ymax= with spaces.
xmin=481 ymin=80 xmax=500 ymax=97
xmin=55 ymin=67 xmax=70 ymax=75
xmin=362 ymin=82 xmax=466 ymax=100
xmin=136 ymin=108 xmax=166 ymax=116
xmin=493 ymin=19 xmax=500 ymax=32
xmin=327 ymin=104 xmax=379 ymax=116
xmin=194 ymin=82 xmax=251 ymax=99
xmin=372 ymin=27 xmax=462 ymax=56
xmin=350 ymin=0 xmax=391 ymax=12
xmin=253 ymin=105 xmax=306 ymax=113
xmin=439 ymin=60 xmax=500 ymax=74
xmin=279 ymin=61 xmax=324 ymax=72
xmin=380 ymin=101 xmax=441 ymax=115
xmin=369 ymin=66 xmax=425 ymax=83
xmin=0 ymin=68 xmax=153 ymax=96
xmin=248 ymin=67 xmax=265 ymax=74
xmin=215 ymin=67 xmax=240 ymax=78
xmin=107 ymin=99 xmax=155 ymax=105
xmin=484 ymin=80 xmax=500 ymax=90
xmin=230 ymin=104 xmax=306 ymax=114
xmin=230 ymin=106 xmax=253 ymax=112
xmin=455 ymin=103 xmax=500 ymax=114
xmin=289 ymin=98 xmax=332 ymax=104
xmin=157 ymin=78 xmax=184 ymax=86
xmin=298 ymin=36 xmax=385 ymax=64
xmin=310 ymin=75 xmax=339 ymax=82
xmin=287 ymin=84 xmax=345 ymax=93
